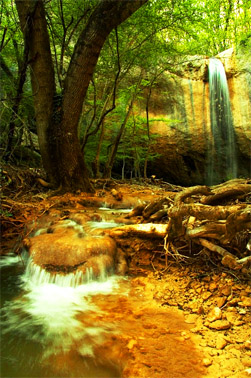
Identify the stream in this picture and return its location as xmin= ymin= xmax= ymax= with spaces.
xmin=0 ymin=254 xmax=129 ymax=377
xmin=1 ymin=207 xmax=205 ymax=378
xmin=0 ymin=208 xmax=130 ymax=378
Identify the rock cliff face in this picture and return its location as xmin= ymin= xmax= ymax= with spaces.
xmin=148 ymin=43 xmax=250 ymax=185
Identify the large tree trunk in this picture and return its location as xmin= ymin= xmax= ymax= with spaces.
xmin=56 ymin=1 xmax=147 ymax=190
xmin=15 ymin=0 xmax=56 ymax=183
xmin=15 ymin=0 xmax=148 ymax=192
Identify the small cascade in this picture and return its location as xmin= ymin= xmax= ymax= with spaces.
xmin=206 ymin=58 xmax=237 ymax=185
xmin=23 ymin=259 xmax=94 ymax=288
xmin=0 ymin=251 xmax=122 ymax=377
xmin=0 ymin=213 xmax=129 ymax=377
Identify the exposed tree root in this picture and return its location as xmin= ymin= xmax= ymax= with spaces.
xmin=119 ymin=179 xmax=251 ymax=275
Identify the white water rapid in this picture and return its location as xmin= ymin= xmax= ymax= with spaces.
xmin=0 ymin=210 xmax=131 ymax=377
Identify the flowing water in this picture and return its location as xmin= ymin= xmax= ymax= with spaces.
xmin=0 ymin=210 xmax=129 ymax=378
xmin=1 ymin=208 xmax=206 ymax=378
xmin=0 ymin=251 xmax=125 ymax=378
xmin=207 ymin=58 xmax=237 ymax=185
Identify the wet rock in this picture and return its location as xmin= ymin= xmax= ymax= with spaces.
xmin=24 ymin=226 xmax=126 ymax=277
xmin=207 ymin=320 xmax=231 ymax=330
xmin=69 ymin=212 xmax=94 ymax=225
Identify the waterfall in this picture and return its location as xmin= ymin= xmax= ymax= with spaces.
xmin=23 ymin=259 xmax=94 ymax=288
xmin=207 ymin=58 xmax=237 ymax=185
xmin=1 ymin=252 xmax=121 ymax=363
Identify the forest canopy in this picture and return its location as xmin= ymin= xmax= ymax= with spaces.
xmin=0 ymin=0 xmax=250 ymax=191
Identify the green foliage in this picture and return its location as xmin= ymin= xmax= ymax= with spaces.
xmin=1 ymin=0 xmax=250 ymax=174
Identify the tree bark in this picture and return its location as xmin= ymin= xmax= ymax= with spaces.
xmin=15 ymin=0 xmax=56 ymax=183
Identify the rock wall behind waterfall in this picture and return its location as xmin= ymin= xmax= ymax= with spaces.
xmin=148 ymin=46 xmax=250 ymax=185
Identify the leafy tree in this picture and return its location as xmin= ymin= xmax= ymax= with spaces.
xmin=13 ymin=0 xmax=148 ymax=192
xmin=0 ymin=1 xmax=33 ymax=162
xmin=1 ymin=0 xmax=249 ymax=187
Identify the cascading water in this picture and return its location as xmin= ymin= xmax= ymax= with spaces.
xmin=0 ymin=251 xmax=123 ymax=378
xmin=0 ymin=209 xmax=131 ymax=378
xmin=206 ymin=58 xmax=237 ymax=185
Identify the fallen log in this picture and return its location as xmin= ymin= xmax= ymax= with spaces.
xmin=107 ymin=223 xmax=168 ymax=239
xmin=194 ymin=238 xmax=250 ymax=271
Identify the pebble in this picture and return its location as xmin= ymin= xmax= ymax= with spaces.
xmin=185 ymin=314 xmax=199 ymax=324
xmin=202 ymin=358 xmax=213 ymax=367
xmin=197 ymin=306 xmax=205 ymax=315
xmin=127 ymin=339 xmax=137 ymax=350
xmin=202 ymin=291 xmax=212 ymax=300
xmin=203 ymin=276 xmax=211 ymax=282
xmin=242 ymin=357 xmax=251 ymax=367
xmin=209 ymin=282 xmax=217 ymax=291
xmin=238 ymin=308 xmax=247 ymax=315
xmin=245 ymin=341 xmax=251 ymax=350
xmin=216 ymin=296 xmax=227 ymax=308
xmin=207 ymin=320 xmax=231 ymax=330
xmin=234 ymin=320 xmax=245 ymax=326
xmin=240 ymin=296 xmax=251 ymax=307
xmin=133 ymin=310 xmax=144 ymax=319
xmin=207 ymin=307 xmax=222 ymax=322
xmin=216 ymin=336 xmax=228 ymax=350
xmin=180 ymin=331 xmax=190 ymax=340
xmin=228 ymin=297 xmax=239 ymax=305
xmin=221 ymin=286 xmax=232 ymax=296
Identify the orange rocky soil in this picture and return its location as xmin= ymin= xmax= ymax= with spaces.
xmin=48 ymin=265 xmax=251 ymax=378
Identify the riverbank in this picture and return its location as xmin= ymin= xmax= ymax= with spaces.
xmin=1 ymin=167 xmax=250 ymax=378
